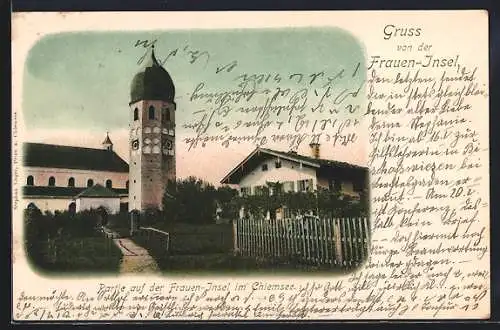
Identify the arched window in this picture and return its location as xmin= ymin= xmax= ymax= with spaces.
xmin=106 ymin=179 xmax=112 ymax=189
xmin=68 ymin=202 xmax=76 ymax=214
xmin=87 ymin=179 xmax=94 ymax=187
xmin=148 ymin=105 xmax=155 ymax=120
xmin=134 ymin=108 xmax=139 ymax=121
xmin=48 ymin=176 xmax=56 ymax=186
xmin=126 ymin=180 xmax=129 ymax=190
xmin=27 ymin=202 xmax=38 ymax=210
xmin=26 ymin=175 xmax=34 ymax=186
xmin=68 ymin=177 xmax=75 ymax=187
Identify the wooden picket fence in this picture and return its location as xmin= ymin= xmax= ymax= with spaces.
xmin=234 ymin=215 xmax=370 ymax=268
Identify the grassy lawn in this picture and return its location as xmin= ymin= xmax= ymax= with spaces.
xmin=155 ymin=253 xmax=352 ymax=275
xmin=24 ymin=209 xmax=123 ymax=275
xmin=27 ymin=233 xmax=123 ymax=274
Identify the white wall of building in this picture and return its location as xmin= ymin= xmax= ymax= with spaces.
xmin=24 ymin=167 xmax=128 ymax=189
xmin=76 ymin=197 xmax=120 ymax=214
xmin=238 ymin=158 xmax=317 ymax=195
xmin=24 ymin=198 xmax=74 ymax=213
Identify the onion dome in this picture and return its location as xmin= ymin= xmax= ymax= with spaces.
xmin=130 ymin=46 xmax=175 ymax=104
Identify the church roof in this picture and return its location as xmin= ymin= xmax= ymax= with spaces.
xmin=75 ymin=184 xmax=119 ymax=198
xmin=23 ymin=143 xmax=129 ymax=172
xmin=22 ymin=186 xmax=128 ymax=197
xmin=130 ymin=46 xmax=176 ymax=104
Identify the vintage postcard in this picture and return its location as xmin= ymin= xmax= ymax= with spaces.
xmin=11 ymin=11 xmax=489 ymax=320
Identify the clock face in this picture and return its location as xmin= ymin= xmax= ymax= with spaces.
xmin=165 ymin=140 xmax=173 ymax=150
xmin=131 ymin=139 xmax=139 ymax=150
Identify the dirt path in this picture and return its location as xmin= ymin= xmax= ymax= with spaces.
xmin=113 ymin=238 xmax=160 ymax=274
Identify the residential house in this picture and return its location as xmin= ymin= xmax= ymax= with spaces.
xmin=220 ymin=144 xmax=369 ymax=199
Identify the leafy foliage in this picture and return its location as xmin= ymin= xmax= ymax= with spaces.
xmin=234 ymin=182 xmax=369 ymax=219
xmin=159 ymin=177 xmax=368 ymax=225
xmin=162 ymin=176 xmax=239 ymax=224
xmin=23 ymin=207 xmax=122 ymax=273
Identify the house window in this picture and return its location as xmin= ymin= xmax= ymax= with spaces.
xmin=106 ymin=179 xmax=112 ymax=189
xmin=353 ymin=180 xmax=364 ymax=192
xmin=148 ymin=106 xmax=155 ymax=120
xmin=87 ymin=179 xmax=94 ymax=187
xmin=48 ymin=176 xmax=56 ymax=187
xmin=298 ymin=179 xmax=314 ymax=192
xmin=298 ymin=180 xmax=306 ymax=192
xmin=68 ymin=177 xmax=75 ymax=187
xmin=134 ymin=108 xmax=139 ymax=121
xmin=241 ymin=187 xmax=251 ymax=197
xmin=254 ymin=185 xmax=267 ymax=196
xmin=261 ymin=164 xmax=268 ymax=171
xmin=26 ymin=175 xmax=34 ymax=186
xmin=275 ymin=160 xmax=282 ymax=168
xmin=283 ymin=181 xmax=295 ymax=193
xmin=330 ymin=179 xmax=341 ymax=192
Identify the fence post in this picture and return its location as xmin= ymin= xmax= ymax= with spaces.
xmin=326 ymin=217 xmax=332 ymax=265
xmin=363 ymin=217 xmax=370 ymax=257
xmin=233 ymin=219 xmax=239 ymax=255
xmin=335 ymin=218 xmax=343 ymax=266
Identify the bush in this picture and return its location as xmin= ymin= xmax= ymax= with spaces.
xmin=162 ymin=177 xmax=239 ymax=225
xmin=23 ymin=207 xmax=122 ymax=273
xmin=235 ymin=185 xmax=369 ymax=219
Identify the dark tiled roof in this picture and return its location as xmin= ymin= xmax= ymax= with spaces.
xmin=23 ymin=186 xmax=128 ymax=197
xmin=75 ymin=184 xmax=119 ymax=198
xmin=259 ymin=148 xmax=367 ymax=170
xmin=23 ymin=143 xmax=129 ymax=172
xmin=23 ymin=186 xmax=85 ymax=197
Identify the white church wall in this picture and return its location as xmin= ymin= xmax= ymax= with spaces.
xmin=24 ymin=167 xmax=128 ymax=189
xmin=24 ymin=197 xmax=74 ymax=214
xmin=76 ymin=197 xmax=120 ymax=214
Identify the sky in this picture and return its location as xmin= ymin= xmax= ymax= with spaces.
xmin=22 ymin=27 xmax=368 ymax=185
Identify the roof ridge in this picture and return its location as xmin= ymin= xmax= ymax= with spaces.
xmin=23 ymin=142 xmax=129 ymax=172
xmin=24 ymin=142 xmax=112 ymax=152
xmin=259 ymin=147 xmax=367 ymax=168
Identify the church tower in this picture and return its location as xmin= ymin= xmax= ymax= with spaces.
xmin=128 ymin=46 xmax=176 ymax=212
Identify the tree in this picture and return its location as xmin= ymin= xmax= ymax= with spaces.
xmin=215 ymin=186 xmax=240 ymax=220
xmin=162 ymin=176 xmax=218 ymax=224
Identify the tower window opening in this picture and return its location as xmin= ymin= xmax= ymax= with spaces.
xmin=48 ymin=176 xmax=56 ymax=187
xmin=87 ymin=179 xmax=94 ymax=187
xmin=148 ymin=106 xmax=155 ymax=120
xmin=134 ymin=108 xmax=139 ymax=121
xmin=27 ymin=175 xmax=34 ymax=186
xmin=68 ymin=177 xmax=75 ymax=187
xmin=106 ymin=179 xmax=112 ymax=189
